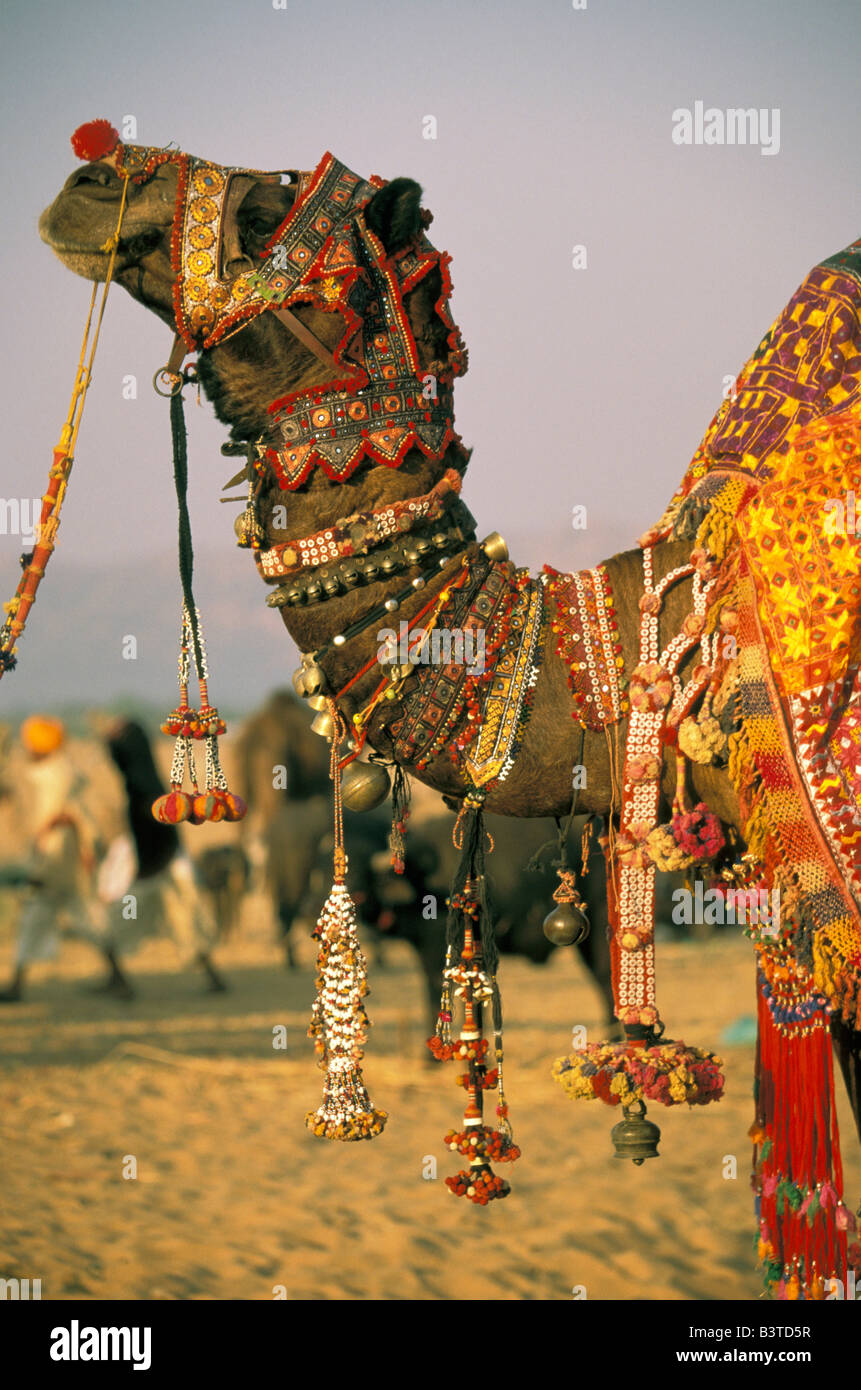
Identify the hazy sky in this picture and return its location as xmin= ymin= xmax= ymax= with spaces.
xmin=1 ymin=0 xmax=860 ymax=712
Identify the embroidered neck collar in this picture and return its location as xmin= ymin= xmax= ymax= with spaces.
xmin=256 ymin=468 xmax=465 ymax=579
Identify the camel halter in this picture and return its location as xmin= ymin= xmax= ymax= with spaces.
xmin=65 ymin=120 xmax=469 ymax=491
xmin=0 ymin=176 xmax=131 ymax=679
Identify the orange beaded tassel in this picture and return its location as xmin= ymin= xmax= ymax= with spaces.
xmin=428 ymin=798 xmax=520 ymax=1202
xmin=153 ymin=603 xmax=246 ymax=826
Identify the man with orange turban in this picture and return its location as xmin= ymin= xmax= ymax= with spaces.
xmin=0 ymin=715 xmax=107 ymax=1001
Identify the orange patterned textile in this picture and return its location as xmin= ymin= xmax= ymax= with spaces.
xmin=646 ymin=240 xmax=861 ymax=1299
xmin=654 ymin=237 xmax=861 ymax=535
xmin=736 ymin=409 xmax=861 ymax=1023
xmin=649 ymin=238 xmax=861 ymax=1026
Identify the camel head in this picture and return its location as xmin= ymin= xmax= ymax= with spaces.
xmin=39 ymin=122 xmax=463 ymax=419
xmin=40 ymin=153 xmax=180 ymax=326
xmin=40 ymin=122 xmax=473 ymax=631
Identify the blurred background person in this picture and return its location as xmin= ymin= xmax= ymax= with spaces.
xmin=0 ymin=714 xmax=104 ymax=1001
xmin=96 ymin=718 xmax=227 ymax=997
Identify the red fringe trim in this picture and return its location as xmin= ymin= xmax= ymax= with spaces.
xmin=753 ymin=971 xmax=854 ymax=1298
xmin=263 ymin=424 xmax=468 ymax=492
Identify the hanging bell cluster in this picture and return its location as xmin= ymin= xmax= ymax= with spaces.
xmin=153 ymin=604 xmax=247 ymax=826
xmin=543 ymin=868 xmax=590 ymax=946
xmin=296 ymin=650 xmax=392 ymax=812
xmin=293 ymin=652 xmax=329 ymax=706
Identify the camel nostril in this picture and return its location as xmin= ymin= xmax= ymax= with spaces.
xmin=65 ymin=164 xmax=121 ymax=193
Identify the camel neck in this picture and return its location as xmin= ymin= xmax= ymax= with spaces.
xmin=276 ymin=537 xmax=483 ymax=717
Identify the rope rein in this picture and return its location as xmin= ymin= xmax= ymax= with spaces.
xmin=0 ymin=175 xmax=131 ymax=676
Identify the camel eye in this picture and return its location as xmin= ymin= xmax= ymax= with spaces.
xmin=249 ymin=215 xmax=280 ymax=236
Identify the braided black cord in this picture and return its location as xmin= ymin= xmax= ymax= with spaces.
xmin=169 ymin=390 xmax=206 ymax=677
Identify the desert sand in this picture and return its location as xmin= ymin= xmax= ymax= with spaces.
xmin=3 ymin=886 xmax=858 ymax=1302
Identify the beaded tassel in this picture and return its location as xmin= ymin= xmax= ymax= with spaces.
xmin=553 ymin=550 xmax=725 ymax=1139
xmin=428 ymin=801 xmax=520 ymax=1203
xmin=153 ymin=603 xmax=247 ymax=825
xmin=306 ymin=704 xmax=387 ymax=1142
xmin=389 ymin=763 xmax=412 ymax=874
xmin=154 ymin=382 xmax=245 ymax=826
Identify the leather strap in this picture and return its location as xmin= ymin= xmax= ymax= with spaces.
xmin=165 ymin=310 xmax=337 ymax=381
xmin=269 ymin=305 xmax=339 ymax=373
xmin=166 ymin=333 xmax=187 ymax=376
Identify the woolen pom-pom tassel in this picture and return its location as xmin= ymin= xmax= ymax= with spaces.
xmin=71 ymin=119 xmax=120 ymax=162
xmin=152 ymin=790 xmax=193 ymax=824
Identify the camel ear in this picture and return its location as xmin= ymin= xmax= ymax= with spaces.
xmin=365 ymin=178 xmax=423 ymax=254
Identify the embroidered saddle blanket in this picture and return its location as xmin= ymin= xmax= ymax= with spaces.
xmin=652 ymin=238 xmax=861 ymax=1026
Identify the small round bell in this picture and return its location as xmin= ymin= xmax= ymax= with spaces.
xmin=611 ymin=1102 xmax=661 ymax=1165
xmin=310 ymin=710 xmax=335 ymax=740
xmin=480 ymin=532 xmax=509 ymax=563
xmin=234 ymin=509 xmax=264 ymax=547
xmin=292 ymin=659 xmax=327 ymax=698
xmin=542 ymin=900 xmax=590 ymax=945
xmin=341 ymin=759 xmax=391 ymax=812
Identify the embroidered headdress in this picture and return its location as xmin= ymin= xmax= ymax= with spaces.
xmin=70 ymin=120 xmax=469 ymax=490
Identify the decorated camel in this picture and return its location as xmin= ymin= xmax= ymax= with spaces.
xmin=7 ymin=121 xmax=859 ymax=1296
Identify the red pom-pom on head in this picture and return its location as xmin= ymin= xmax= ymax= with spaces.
xmin=71 ymin=119 xmax=120 ymax=162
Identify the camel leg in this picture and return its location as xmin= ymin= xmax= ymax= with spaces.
xmin=278 ymin=907 xmax=300 ymax=969
xmin=0 ymin=965 xmax=25 ymax=1002
xmin=197 ymin=952 xmax=228 ymax=993
xmin=575 ymin=847 xmax=621 ymax=1040
xmin=86 ymin=950 xmax=135 ymax=1001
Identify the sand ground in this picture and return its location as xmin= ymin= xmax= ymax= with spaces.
xmin=2 ymin=894 xmax=858 ymax=1302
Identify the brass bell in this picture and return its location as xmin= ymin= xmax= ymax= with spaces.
xmin=293 ymin=656 xmax=328 ymax=699
xmin=542 ymin=900 xmax=590 ymax=946
xmin=306 ymin=694 xmax=330 ymax=712
xmin=480 ymin=532 xmax=509 ymax=563
xmin=610 ymin=1101 xmax=661 ymax=1165
xmin=310 ymin=710 xmax=335 ymax=740
xmin=234 ymin=508 xmax=263 ymax=547
xmin=341 ymin=759 xmax=391 ymax=812
xmin=292 ymin=665 xmax=309 ymax=696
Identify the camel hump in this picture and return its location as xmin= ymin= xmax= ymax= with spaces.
xmin=655 ymin=235 xmax=861 ymax=547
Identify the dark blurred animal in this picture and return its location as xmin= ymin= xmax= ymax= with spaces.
xmin=237 ymin=691 xmax=615 ymax=1029
xmin=103 ymin=719 xmax=227 ymax=994
xmin=310 ymin=809 xmax=616 ymax=1036
xmin=234 ymin=689 xmax=330 ymax=965
xmin=194 ymin=845 xmax=250 ymax=941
